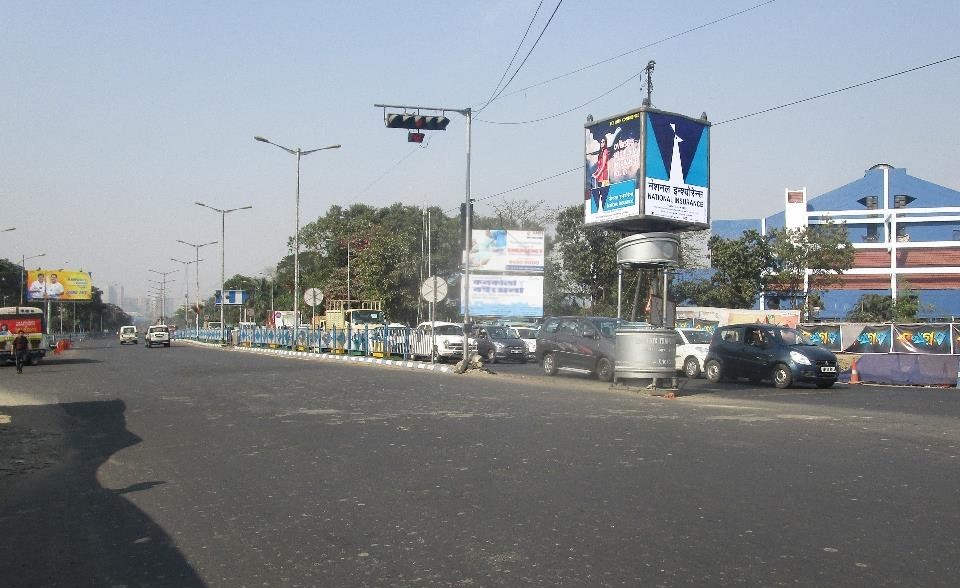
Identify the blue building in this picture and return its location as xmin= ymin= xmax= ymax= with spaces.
xmin=711 ymin=164 xmax=960 ymax=320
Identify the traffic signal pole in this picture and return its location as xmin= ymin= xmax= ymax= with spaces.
xmin=375 ymin=103 xmax=472 ymax=368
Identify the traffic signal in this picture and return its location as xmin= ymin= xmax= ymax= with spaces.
xmin=408 ymin=132 xmax=425 ymax=143
xmin=385 ymin=113 xmax=450 ymax=131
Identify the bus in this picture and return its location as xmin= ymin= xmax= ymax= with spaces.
xmin=0 ymin=306 xmax=50 ymax=365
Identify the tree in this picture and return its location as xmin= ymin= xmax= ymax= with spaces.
xmin=767 ymin=221 xmax=854 ymax=316
xmin=547 ymin=205 xmax=622 ymax=315
xmin=675 ymin=230 xmax=771 ymax=308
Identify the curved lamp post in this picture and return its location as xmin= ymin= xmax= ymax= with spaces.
xmin=195 ymin=202 xmax=253 ymax=344
xmin=254 ymin=135 xmax=340 ymax=347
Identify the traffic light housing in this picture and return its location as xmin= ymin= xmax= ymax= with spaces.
xmin=386 ymin=113 xmax=450 ymax=131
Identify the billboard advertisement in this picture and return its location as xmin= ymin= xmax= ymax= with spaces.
xmin=643 ymin=110 xmax=710 ymax=226
xmin=892 ymin=324 xmax=952 ymax=354
xmin=26 ymin=270 xmax=93 ymax=301
xmin=469 ymin=229 xmax=545 ymax=272
xmin=462 ymin=275 xmax=543 ymax=318
xmin=584 ymin=106 xmax=710 ymax=231
xmin=585 ymin=111 xmax=642 ymax=225
xmin=215 ymin=290 xmax=249 ymax=305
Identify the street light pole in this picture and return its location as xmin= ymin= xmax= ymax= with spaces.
xmin=176 ymin=239 xmax=218 ymax=333
xmin=254 ymin=135 xmax=341 ymax=347
xmin=148 ymin=269 xmax=176 ymax=323
xmin=20 ymin=252 xmax=46 ymax=306
xmin=171 ymin=257 xmax=201 ymax=329
xmin=196 ymin=202 xmax=253 ymax=344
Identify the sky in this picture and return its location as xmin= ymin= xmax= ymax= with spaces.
xmin=2 ymin=0 xmax=958 ymax=303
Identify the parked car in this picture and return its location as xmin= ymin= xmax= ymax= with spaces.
xmin=474 ymin=325 xmax=527 ymax=363
xmin=674 ymin=327 xmax=713 ymax=378
xmin=512 ymin=326 xmax=538 ymax=358
xmin=703 ymin=323 xmax=838 ymax=389
xmin=144 ymin=325 xmax=171 ymax=348
xmin=413 ymin=321 xmax=473 ymax=362
xmin=536 ymin=316 xmax=618 ymax=381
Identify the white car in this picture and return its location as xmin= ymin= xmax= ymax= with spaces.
xmin=675 ymin=327 xmax=713 ymax=378
xmin=511 ymin=326 xmax=538 ymax=358
xmin=413 ymin=321 xmax=475 ymax=362
xmin=119 ymin=325 xmax=138 ymax=345
xmin=145 ymin=325 xmax=171 ymax=348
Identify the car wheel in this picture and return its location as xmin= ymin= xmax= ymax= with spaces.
xmin=705 ymin=360 xmax=722 ymax=383
xmin=773 ymin=363 xmax=793 ymax=389
xmin=542 ymin=352 xmax=558 ymax=376
xmin=486 ymin=349 xmax=497 ymax=364
xmin=683 ymin=356 xmax=701 ymax=379
xmin=595 ymin=357 xmax=614 ymax=382
xmin=816 ymin=381 xmax=834 ymax=389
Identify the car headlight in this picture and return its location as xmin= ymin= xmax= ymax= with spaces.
xmin=789 ymin=350 xmax=811 ymax=365
xmin=494 ymin=342 xmax=504 ymax=350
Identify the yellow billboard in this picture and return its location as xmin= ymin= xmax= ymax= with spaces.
xmin=26 ymin=269 xmax=93 ymax=301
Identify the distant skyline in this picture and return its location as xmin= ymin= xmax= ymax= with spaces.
xmin=2 ymin=1 xmax=958 ymax=301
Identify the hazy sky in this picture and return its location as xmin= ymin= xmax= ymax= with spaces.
xmin=2 ymin=0 xmax=958 ymax=301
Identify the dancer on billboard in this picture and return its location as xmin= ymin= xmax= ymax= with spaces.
xmin=590 ymin=126 xmax=621 ymax=211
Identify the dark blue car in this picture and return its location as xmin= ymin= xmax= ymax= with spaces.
xmin=704 ymin=323 xmax=839 ymax=389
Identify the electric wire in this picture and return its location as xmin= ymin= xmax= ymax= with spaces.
xmin=485 ymin=0 xmax=778 ymax=106
xmin=477 ymin=0 xmax=565 ymax=114
xmin=478 ymin=0 xmax=544 ymax=112
xmin=465 ymin=54 xmax=960 ymax=212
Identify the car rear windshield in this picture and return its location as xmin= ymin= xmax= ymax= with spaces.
xmin=682 ymin=330 xmax=712 ymax=344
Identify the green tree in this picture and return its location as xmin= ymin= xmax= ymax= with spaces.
xmin=767 ymin=221 xmax=854 ymax=315
xmin=547 ymin=205 xmax=622 ymax=316
xmin=675 ymin=230 xmax=771 ymax=308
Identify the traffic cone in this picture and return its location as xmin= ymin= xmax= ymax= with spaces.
xmin=850 ymin=358 xmax=860 ymax=384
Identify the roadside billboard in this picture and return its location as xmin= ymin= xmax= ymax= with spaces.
xmin=469 ymin=229 xmax=545 ymax=272
xmin=215 ymin=290 xmax=249 ymax=305
xmin=461 ymin=275 xmax=543 ymax=318
xmin=26 ymin=269 xmax=93 ymax=301
xmin=585 ymin=106 xmax=710 ymax=232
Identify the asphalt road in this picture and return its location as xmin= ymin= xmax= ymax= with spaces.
xmin=1 ymin=339 xmax=959 ymax=587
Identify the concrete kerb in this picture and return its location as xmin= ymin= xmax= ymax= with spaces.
xmin=179 ymin=339 xmax=454 ymax=374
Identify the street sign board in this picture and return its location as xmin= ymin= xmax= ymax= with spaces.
xmin=420 ymin=276 xmax=448 ymax=303
xmin=303 ymin=288 xmax=324 ymax=307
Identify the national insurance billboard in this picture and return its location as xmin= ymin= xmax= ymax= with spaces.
xmin=26 ymin=269 xmax=93 ymax=301
xmin=584 ymin=106 xmax=710 ymax=232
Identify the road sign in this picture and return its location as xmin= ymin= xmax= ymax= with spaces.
xmin=303 ymin=288 xmax=324 ymax=307
xmin=420 ymin=276 xmax=447 ymax=303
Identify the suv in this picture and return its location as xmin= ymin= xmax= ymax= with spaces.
xmin=704 ymin=323 xmax=838 ymax=389
xmin=536 ymin=316 xmax=618 ymax=381
xmin=119 ymin=325 xmax=138 ymax=345
xmin=474 ymin=325 xmax=527 ymax=363
xmin=144 ymin=325 xmax=171 ymax=348
xmin=675 ymin=327 xmax=713 ymax=378
xmin=413 ymin=321 xmax=473 ymax=362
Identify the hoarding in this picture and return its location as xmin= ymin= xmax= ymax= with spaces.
xmin=461 ymin=275 xmax=543 ymax=318
xmin=26 ymin=270 xmax=93 ymax=301
xmin=584 ymin=106 xmax=710 ymax=232
xmin=215 ymin=290 xmax=249 ymax=305
xmin=469 ymin=229 xmax=545 ymax=272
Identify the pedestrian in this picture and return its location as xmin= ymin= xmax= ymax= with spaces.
xmin=13 ymin=329 xmax=30 ymax=374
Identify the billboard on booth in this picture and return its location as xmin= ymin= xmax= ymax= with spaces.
xmin=584 ymin=106 xmax=710 ymax=232
xmin=26 ymin=269 xmax=93 ymax=301
xmin=462 ymin=275 xmax=543 ymax=318
xmin=469 ymin=229 xmax=544 ymax=272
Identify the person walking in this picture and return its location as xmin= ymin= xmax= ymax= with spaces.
xmin=13 ymin=329 xmax=29 ymax=374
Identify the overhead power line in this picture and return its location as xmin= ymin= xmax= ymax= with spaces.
xmin=479 ymin=0 xmax=565 ymax=112
xmin=468 ymin=54 xmax=959 ymax=211
xmin=485 ymin=0 xmax=779 ymax=106
xmin=478 ymin=1 xmax=545 ymax=112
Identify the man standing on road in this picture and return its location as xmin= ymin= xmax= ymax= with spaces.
xmin=13 ymin=329 xmax=29 ymax=374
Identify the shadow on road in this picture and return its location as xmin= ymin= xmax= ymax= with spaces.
xmin=0 ymin=399 xmax=206 ymax=587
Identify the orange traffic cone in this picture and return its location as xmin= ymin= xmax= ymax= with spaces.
xmin=850 ymin=358 xmax=860 ymax=384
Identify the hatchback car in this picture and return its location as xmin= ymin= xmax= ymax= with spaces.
xmin=536 ymin=316 xmax=618 ymax=381
xmin=704 ymin=323 xmax=838 ymax=388
xmin=474 ymin=325 xmax=527 ymax=363
xmin=675 ymin=327 xmax=713 ymax=378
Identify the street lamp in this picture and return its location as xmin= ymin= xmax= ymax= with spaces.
xmin=176 ymin=238 xmax=218 ymax=333
xmin=171 ymin=257 xmax=202 ymax=330
xmin=254 ymin=135 xmax=341 ymax=346
xmin=148 ymin=269 xmax=176 ymax=323
xmin=196 ymin=202 xmax=253 ymax=344
xmin=20 ymin=252 xmax=46 ymax=305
